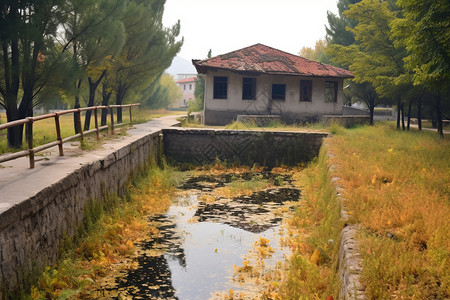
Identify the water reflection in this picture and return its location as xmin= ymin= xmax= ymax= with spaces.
xmin=99 ymin=173 xmax=299 ymax=299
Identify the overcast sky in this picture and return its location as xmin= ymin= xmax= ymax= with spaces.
xmin=162 ymin=0 xmax=339 ymax=61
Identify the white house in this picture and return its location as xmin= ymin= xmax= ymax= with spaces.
xmin=174 ymin=76 xmax=197 ymax=108
xmin=193 ymin=44 xmax=353 ymax=125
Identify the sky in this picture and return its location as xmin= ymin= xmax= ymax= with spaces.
xmin=162 ymin=0 xmax=339 ymax=61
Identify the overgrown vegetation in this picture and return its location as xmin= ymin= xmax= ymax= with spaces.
xmin=264 ymin=147 xmax=342 ymax=299
xmin=326 ymin=123 xmax=449 ymax=298
xmin=28 ymin=161 xmax=184 ymax=299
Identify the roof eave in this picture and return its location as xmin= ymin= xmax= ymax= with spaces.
xmin=192 ymin=64 xmax=354 ymax=79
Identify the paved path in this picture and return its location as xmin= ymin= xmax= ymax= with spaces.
xmin=0 ymin=115 xmax=182 ymax=214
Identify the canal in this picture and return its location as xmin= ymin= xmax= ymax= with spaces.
xmin=94 ymin=169 xmax=301 ymax=299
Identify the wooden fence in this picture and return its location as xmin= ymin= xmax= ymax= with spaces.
xmin=0 ymin=104 xmax=140 ymax=168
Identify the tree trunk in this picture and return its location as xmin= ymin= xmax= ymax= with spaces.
xmin=401 ymin=103 xmax=405 ymax=131
xmin=84 ymin=84 xmax=96 ymax=131
xmin=369 ymin=102 xmax=375 ymax=126
xmin=116 ymin=93 xmax=123 ymax=124
xmin=6 ymin=104 xmax=23 ymax=149
xmin=396 ymin=99 xmax=401 ymax=130
xmin=407 ymin=100 xmax=412 ymax=131
xmin=436 ymin=96 xmax=443 ymax=138
xmin=101 ymin=84 xmax=112 ymax=126
xmin=25 ymin=105 xmax=33 ymax=148
xmin=73 ymin=101 xmax=81 ymax=134
xmin=115 ymin=85 xmax=128 ymax=124
xmin=73 ymin=80 xmax=82 ymax=134
xmin=418 ymin=100 xmax=422 ymax=130
xmin=84 ymin=71 xmax=107 ymax=131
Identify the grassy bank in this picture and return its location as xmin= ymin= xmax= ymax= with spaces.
xmin=326 ymin=123 xmax=449 ymax=298
xmin=265 ymin=146 xmax=342 ymax=299
xmin=265 ymin=122 xmax=448 ymax=299
xmin=28 ymin=162 xmax=184 ymax=299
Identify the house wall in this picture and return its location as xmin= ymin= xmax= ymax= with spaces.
xmin=173 ymin=78 xmax=196 ymax=108
xmin=203 ymin=70 xmax=344 ymax=125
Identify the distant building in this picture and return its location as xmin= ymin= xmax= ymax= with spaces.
xmin=193 ymin=44 xmax=354 ymax=125
xmin=173 ymin=73 xmax=197 ymax=81
xmin=174 ymin=76 xmax=197 ymax=107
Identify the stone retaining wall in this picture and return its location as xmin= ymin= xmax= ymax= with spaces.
xmin=327 ymin=144 xmax=366 ymax=299
xmin=162 ymin=128 xmax=328 ymax=167
xmin=236 ymin=115 xmax=281 ymax=126
xmin=0 ymin=131 xmax=162 ymax=296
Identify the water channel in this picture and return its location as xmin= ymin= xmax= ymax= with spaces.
xmin=96 ymin=171 xmax=300 ymax=299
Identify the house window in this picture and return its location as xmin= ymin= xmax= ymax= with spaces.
xmin=300 ymin=80 xmax=312 ymax=102
xmin=272 ymin=84 xmax=286 ymax=101
xmin=189 ymin=84 xmax=192 ymax=90
xmin=242 ymin=77 xmax=256 ymax=100
xmin=213 ymin=76 xmax=228 ymax=99
xmin=325 ymin=81 xmax=338 ymax=102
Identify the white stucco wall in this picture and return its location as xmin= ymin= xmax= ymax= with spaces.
xmin=203 ymin=70 xmax=345 ymax=125
xmin=173 ymin=79 xmax=196 ymax=108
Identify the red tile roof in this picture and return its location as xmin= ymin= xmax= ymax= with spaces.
xmin=176 ymin=77 xmax=197 ymax=83
xmin=193 ymin=44 xmax=353 ymax=78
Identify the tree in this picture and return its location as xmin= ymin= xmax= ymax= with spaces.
xmin=325 ymin=0 xmax=382 ymax=125
xmin=327 ymin=0 xmax=409 ymax=127
xmin=326 ymin=0 xmax=360 ymax=46
xmin=81 ymin=0 xmax=125 ymax=131
xmin=57 ymin=0 xmax=125 ymax=132
xmin=0 ymin=0 xmax=66 ymax=148
xmin=111 ymin=0 xmax=182 ymax=123
xmin=299 ymin=39 xmax=330 ymax=63
xmin=190 ymin=49 xmax=211 ymax=112
xmin=393 ymin=0 xmax=450 ymax=136
xmin=142 ymin=73 xmax=182 ymax=109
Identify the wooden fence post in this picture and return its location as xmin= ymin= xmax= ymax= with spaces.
xmin=76 ymin=109 xmax=84 ymax=142
xmin=54 ymin=115 xmax=64 ymax=156
xmin=129 ymin=106 xmax=133 ymax=125
xmin=94 ymin=107 xmax=100 ymax=139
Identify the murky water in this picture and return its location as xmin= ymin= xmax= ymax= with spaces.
xmin=97 ymin=172 xmax=300 ymax=299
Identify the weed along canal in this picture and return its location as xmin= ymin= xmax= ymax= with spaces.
xmin=95 ymin=168 xmax=301 ymax=299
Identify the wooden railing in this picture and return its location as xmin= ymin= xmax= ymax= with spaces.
xmin=0 ymin=104 xmax=140 ymax=168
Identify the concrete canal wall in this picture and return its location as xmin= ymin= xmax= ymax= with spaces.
xmin=0 ymin=131 xmax=162 ymax=295
xmin=163 ymin=128 xmax=328 ymax=167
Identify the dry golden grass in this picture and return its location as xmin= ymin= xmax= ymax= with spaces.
xmin=269 ymin=149 xmax=341 ymax=299
xmin=327 ymin=123 xmax=449 ymax=299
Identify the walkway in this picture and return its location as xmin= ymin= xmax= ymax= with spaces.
xmin=0 ymin=115 xmax=182 ymax=215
